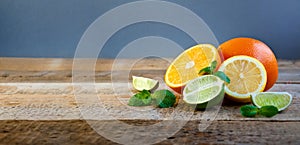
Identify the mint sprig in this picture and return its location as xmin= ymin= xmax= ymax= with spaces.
xmin=128 ymin=90 xmax=152 ymax=106
xmin=259 ymin=105 xmax=278 ymax=117
xmin=240 ymin=105 xmax=279 ymax=117
xmin=152 ymin=90 xmax=176 ymax=108
xmin=240 ymin=105 xmax=258 ymax=117
xmin=128 ymin=89 xmax=176 ymax=108
xmin=214 ymin=71 xmax=230 ymax=84
xmin=199 ymin=60 xmax=230 ymax=83
xmin=199 ymin=67 xmax=213 ymax=74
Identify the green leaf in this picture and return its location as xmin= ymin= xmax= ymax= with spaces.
xmin=258 ymin=105 xmax=278 ymax=117
xmin=240 ymin=105 xmax=258 ymax=117
xmin=214 ymin=71 xmax=230 ymax=83
xmin=128 ymin=90 xmax=152 ymax=106
xmin=199 ymin=66 xmax=212 ymax=75
xmin=152 ymin=90 xmax=176 ymax=108
xmin=210 ymin=60 xmax=217 ymax=71
xmin=198 ymin=60 xmax=218 ymax=75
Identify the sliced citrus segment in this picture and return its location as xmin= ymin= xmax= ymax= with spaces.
xmin=132 ymin=76 xmax=158 ymax=91
xmin=218 ymin=55 xmax=267 ymax=102
xmin=251 ymin=92 xmax=292 ymax=111
xmin=220 ymin=37 xmax=278 ymax=91
xmin=183 ymin=75 xmax=224 ymax=108
xmin=165 ymin=44 xmax=221 ymax=93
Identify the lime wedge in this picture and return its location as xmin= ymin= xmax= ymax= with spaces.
xmin=183 ymin=75 xmax=224 ymax=108
xmin=251 ymin=92 xmax=293 ymax=111
xmin=132 ymin=76 xmax=158 ymax=91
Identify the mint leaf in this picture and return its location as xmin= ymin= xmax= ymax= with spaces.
xmin=210 ymin=60 xmax=217 ymax=71
xmin=214 ymin=71 xmax=230 ymax=83
xmin=199 ymin=60 xmax=218 ymax=75
xmin=240 ymin=105 xmax=258 ymax=117
xmin=128 ymin=90 xmax=152 ymax=106
xmin=258 ymin=105 xmax=278 ymax=117
xmin=240 ymin=105 xmax=279 ymax=118
xmin=152 ymin=90 xmax=176 ymax=108
xmin=199 ymin=66 xmax=212 ymax=74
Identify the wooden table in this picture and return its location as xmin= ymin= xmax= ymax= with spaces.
xmin=0 ymin=57 xmax=299 ymax=144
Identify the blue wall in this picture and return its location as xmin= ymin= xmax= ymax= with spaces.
xmin=1 ymin=0 xmax=300 ymax=59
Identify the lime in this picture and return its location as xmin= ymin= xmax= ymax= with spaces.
xmin=183 ymin=75 xmax=225 ymax=108
xmin=251 ymin=92 xmax=293 ymax=111
xmin=132 ymin=76 xmax=158 ymax=91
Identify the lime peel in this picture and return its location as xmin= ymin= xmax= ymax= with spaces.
xmin=251 ymin=92 xmax=293 ymax=111
xmin=132 ymin=76 xmax=158 ymax=91
xmin=183 ymin=75 xmax=225 ymax=107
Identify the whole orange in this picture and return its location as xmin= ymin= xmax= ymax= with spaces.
xmin=220 ymin=37 xmax=278 ymax=91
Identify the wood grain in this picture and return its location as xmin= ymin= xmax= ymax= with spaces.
xmin=0 ymin=68 xmax=299 ymax=83
xmin=0 ymin=58 xmax=299 ymax=71
xmin=0 ymin=83 xmax=299 ymax=121
xmin=0 ymin=57 xmax=299 ymax=83
xmin=0 ymin=57 xmax=171 ymax=71
xmin=0 ymin=120 xmax=299 ymax=145
xmin=0 ymin=58 xmax=299 ymax=144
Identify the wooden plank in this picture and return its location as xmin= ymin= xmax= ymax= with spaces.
xmin=0 ymin=57 xmax=171 ymax=71
xmin=1 ymin=57 xmax=300 ymax=71
xmin=0 ymin=120 xmax=299 ymax=144
xmin=0 ymin=70 xmax=166 ymax=83
xmin=0 ymin=58 xmax=299 ymax=83
xmin=0 ymin=68 xmax=299 ymax=83
xmin=0 ymin=83 xmax=299 ymax=121
xmin=277 ymin=68 xmax=300 ymax=83
xmin=0 ymin=58 xmax=299 ymax=144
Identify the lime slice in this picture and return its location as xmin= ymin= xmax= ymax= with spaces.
xmin=183 ymin=75 xmax=224 ymax=108
xmin=132 ymin=76 xmax=158 ymax=91
xmin=251 ymin=92 xmax=293 ymax=111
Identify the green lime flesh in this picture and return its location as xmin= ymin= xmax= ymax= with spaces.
xmin=132 ymin=76 xmax=158 ymax=91
xmin=184 ymin=75 xmax=220 ymax=94
xmin=196 ymin=84 xmax=224 ymax=109
xmin=183 ymin=75 xmax=225 ymax=109
xmin=252 ymin=92 xmax=292 ymax=111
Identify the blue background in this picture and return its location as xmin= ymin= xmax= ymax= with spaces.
xmin=1 ymin=0 xmax=299 ymax=59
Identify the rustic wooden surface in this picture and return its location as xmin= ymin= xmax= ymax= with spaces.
xmin=0 ymin=57 xmax=299 ymax=144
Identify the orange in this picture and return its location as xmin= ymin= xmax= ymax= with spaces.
xmin=165 ymin=44 xmax=221 ymax=94
xmin=220 ymin=37 xmax=278 ymax=91
xmin=218 ymin=55 xmax=267 ymax=102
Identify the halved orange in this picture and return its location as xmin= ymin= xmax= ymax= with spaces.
xmin=165 ymin=44 xmax=221 ymax=94
xmin=218 ymin=55 xmax=267 ymax=102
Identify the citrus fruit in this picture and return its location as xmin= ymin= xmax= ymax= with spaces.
xmin=251 ymin=92 xmax=293 ymax=111
xmin=132 ymin=76 xmax=158 ymax=91
xmin=218 ymin=55 xmax=267 ymax=103
xmin=220 ymin=37 xmax=278 ymax=91
xmin=165 ymin=44 xmax=221 ymax=94
xmin=183 ymin=75 xmax=224 ymax=108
